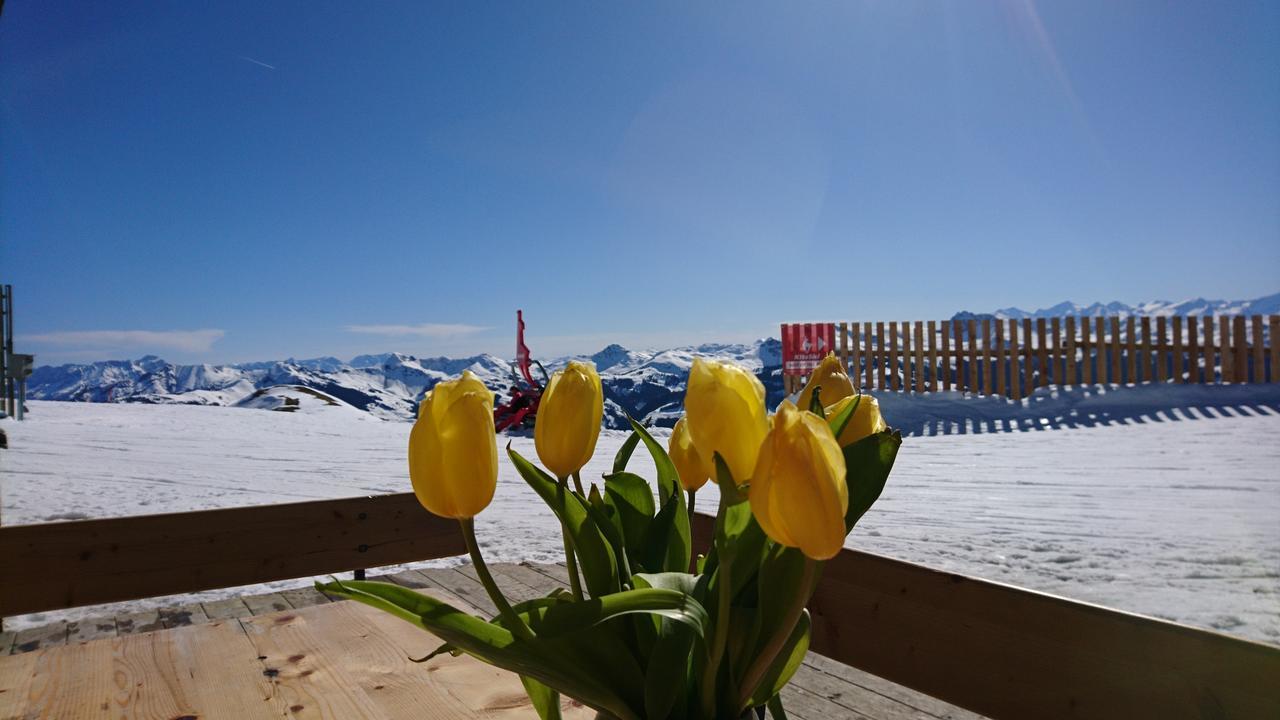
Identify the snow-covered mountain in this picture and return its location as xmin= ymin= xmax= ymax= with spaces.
xmin=28 ymin=340 xmax=785 ymax=428
xmin=982 ymin=292 xmax=1280 ymax=321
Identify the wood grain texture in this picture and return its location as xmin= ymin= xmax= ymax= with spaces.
xmin=1233 ymin=316 xmax=1248 ymax=382
xmin=1109 ymin=317 xmax=1122 ymax=384
xmin=0 ymin=493 xmax=466 ymax=617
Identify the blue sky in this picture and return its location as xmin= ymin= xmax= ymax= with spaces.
xmin=2 ymin=1 xmax=1277 ymax=366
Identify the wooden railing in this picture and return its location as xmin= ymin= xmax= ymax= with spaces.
xmin=1 ymin=499 xmax=1277 ymax=718
xmin=783 ymin=314 xmax=1279 ymax=397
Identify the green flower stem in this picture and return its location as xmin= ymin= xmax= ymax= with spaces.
xmin=686 ymin=488 xmax=697 ymax=521
xmin=700 ymin=492 xmax=733 ymax=717
xmin=558 ymin=476 xmax=586 ymax=601
xmin=735 ymin=556 xmax=818 ymax=711
xmin=571 ymin=470 xmax=586 ymax=497
xmin=459 ymin=517 xmax=535 ymax=642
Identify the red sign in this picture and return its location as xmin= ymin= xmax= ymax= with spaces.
xmin=781 ymin=323 xmax=836 ymax=376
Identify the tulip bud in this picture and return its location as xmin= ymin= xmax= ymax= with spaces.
xmin=796 ymin=353 xmax=854 ymax=412
xmin=749 ymin=401 xmax=849 ymax=560
xmin=408 ymin=371 xmax=498 ymax=519
xmin=824 ymin=393 xmax=887 ymax=447
xmin=669 ymin=416 xmax=714 ymax=491
xmin=684 ymin=357 xmax=769 ymax=484
xmin=535 ymin=360 xmax=604 ymax=478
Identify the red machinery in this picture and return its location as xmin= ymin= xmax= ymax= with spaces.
xmin=493 ymin=310 xmax=549 ymax=432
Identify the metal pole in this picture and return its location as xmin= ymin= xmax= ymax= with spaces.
xmin=1 ymin=285 xmax=9 ymax=416
xmin=15 ymin=379 xmax=23 ymax=421
xmin=3 ymin=285 xmax=12 ymax=417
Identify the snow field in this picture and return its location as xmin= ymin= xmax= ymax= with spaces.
xmin=1 ymin=397 xmax=1277 ymax=646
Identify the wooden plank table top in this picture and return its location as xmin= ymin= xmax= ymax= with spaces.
xmin=0 ymin=596 xmax=593 ymax=720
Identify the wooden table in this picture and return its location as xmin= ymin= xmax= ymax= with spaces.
xmin=0 ymin=600 xmax=594 ymax=719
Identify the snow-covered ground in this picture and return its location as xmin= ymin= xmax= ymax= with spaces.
xmin=2 ymin=391 xmax=1278 ymax=646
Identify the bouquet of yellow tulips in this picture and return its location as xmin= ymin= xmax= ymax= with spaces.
xmin=319 ymin=353 xmax=899 ymax=720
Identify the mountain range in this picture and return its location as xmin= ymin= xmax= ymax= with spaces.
xmin=27 ymin=293 xmax=1275 ymax=427
xmin=28 ymin=341 xmax=785 ymax=429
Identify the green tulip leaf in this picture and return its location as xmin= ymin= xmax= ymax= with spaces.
xmin=508 ymin=445 xmax=621 ymax=597
xmin=583 ymin=489 xmax=633 ymax=585
xmin=747 ymin=610 xmax=811 ymax=708
xmin=603 ymin=471 xmax=656 ymax=563
xmin=827 ymin=392 xmax=862 ymax=441
xmin=521 ymin=675 xmax=564 ymax=720
xmin=317 ymin=579 xmax=640 ymax=720
xmin=641 ymin=492 xmax=692 ymax=574
xmin=767 ymin=694 xmax=790 ymax=720
xmin=632 ymin=573 xmax=703 ymax=720
xmin=841 ymin=429 xmax=902 ymax=532
xmin=527 ymin=587 xmax=708 ymax=639
xmin=625 ymin=415 xmax=682 ymax=507
xmin=613 ymin=430 xmax=642 ymax=473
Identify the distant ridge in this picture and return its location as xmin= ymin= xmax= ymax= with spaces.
xmin=28 ymin=340 xmax=785 ymax=428
xmin=968 ymin=292 xmax=1280 ymax=321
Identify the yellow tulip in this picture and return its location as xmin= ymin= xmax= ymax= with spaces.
xmin=749 ymin=401 xmax=849 ymax=560
xmin=796 ymin=353 xmax=854 ymax=412
xmin=535 ymin=360 xmax=603 ymax=478
xmin=669 ymin=416 xmax=714 ymax=491
xmin=684 ymin=357 xmax=769 ymax=484
xmin=824 ymin=393 xmax=887 ymax=446
xmin=408 ymin=371 xmax=498 ymax=519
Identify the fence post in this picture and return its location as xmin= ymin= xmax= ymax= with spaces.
xmin=1219 ymin=316 xmax=1232 ymax=383
xmin=1064 ymin=316 xmax=1077 ymax=387
xmin=1203 ymin=316 xmax=1215 ymax=383
xmin=941 ymin=321 xmax=952 ymax=392
xmin=1251 ymin=315 xmax=1264 ymax=383
xmin=1172 ymin=316 xmax=1185 ymax=383
xmin=849 ymin=323 xmax=861 ymax=389
xmin=1233 ymin=316 xmax=1247 ymax=382
xmin=899 ymin=321 xmax=912 ymax=393
xmin=876 ymin=322 xmax=887 ymax=390
xmin=961 ymin=319 xmax=973 ymax=392
xmin=838 ymin=322 xmax=849 ymax=371
xmin=1154 ymin=316 xmax=1167 ymax=382
xmin=913 ymin=322 xmax=925 ymax=394
xmin=862 ymin=322 xmax=873 ymax=390
xmin=1024 ymin=319 xmax=1034 ymax=392
xmin=927 ymin=321 xmax=938 ymax=393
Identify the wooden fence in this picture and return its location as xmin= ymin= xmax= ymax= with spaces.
xmin=1 ymin=499 xmax=1276 ymax=718
xmin=783 ymin=314 xmax=1279 ymax=398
